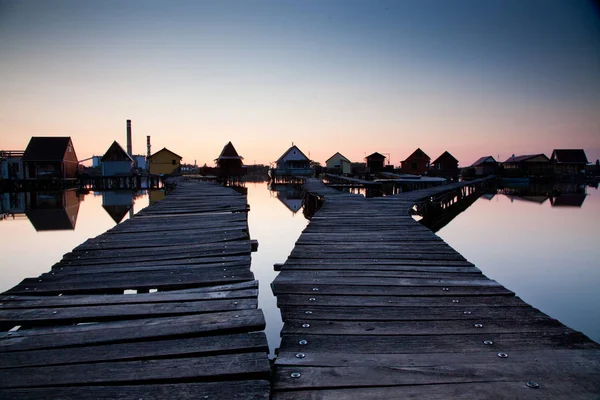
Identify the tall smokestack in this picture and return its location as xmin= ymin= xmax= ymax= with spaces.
xmin=126 ymin=120 xmax=132 ymax=157
xmin=146 ymin=135 xmax=151 ymax=159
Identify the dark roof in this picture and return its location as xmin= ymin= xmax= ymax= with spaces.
xmin=403 ymin=148 xmax=430 ymax=162
xmin=26 ymin=209 xmax=77 ymax=231
xmin=216 ymin=142 xmax=243 ymax=161
xmin=470 ymin=156 xmax=496 ymax=167
xmin=365 ymin=152 xmax=386 ymax=160
xmin=275 ymin=145 xmax=310 ymax=164
xmin=552 ymin=149 xmax=588 ymax=164
xmin=22 ymin=137 xmax=73 ymax=162
xmin=102 ymin=205 xmax=132 ymax=224
xmin=101 ymin=141 xmax=134 ymax=162
xmin=432 ymin=151 xmax=458 ymax=164
xmin=551 ymin=194 xmax=587 ymax=207
xmin=504 ymin=154 xmax=549 ymax=163
xmin=325 ymin=152 xmax=351 ymax=163
xmin=149 ymin=147 xmax=183 ymax=160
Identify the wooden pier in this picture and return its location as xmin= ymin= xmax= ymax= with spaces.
xmin=0 ymin=180 xmax=270 ymax=399
xmin=271 ymin=177 xmax=600 ymax=399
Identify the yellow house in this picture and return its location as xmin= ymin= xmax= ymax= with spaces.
xmin=325 ymin=152 xmax=352 ymax=175
xmin=148 ymin=148 xmax=182 ymax=175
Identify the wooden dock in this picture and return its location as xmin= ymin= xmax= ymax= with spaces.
xmin=271 ymin=177 xmax=600 ymax=399
xmin=0 ymin=180 xmax=270 ymax=399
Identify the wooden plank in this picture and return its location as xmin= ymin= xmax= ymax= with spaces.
xmin=271 ymin=380 xmax=600 ymax=400
xmin=273 ymin=361 xmax=600 ymax=390
xmin=273 ymin=285 xmax=514 ymax=297
xmin=0 ymin=332 xmax=268 ymax=368
xmin=0 ymin=352 xmax=270 ymax=388
xmin=0 ymin=298 xmax=258 ymax=329
xmin=276 ymin=294 xmax=524 ymax=307
xmin=0 ymin=309 xmax=265 ymax=352
xmin=1 ymin=381 xmax=270 ymax=400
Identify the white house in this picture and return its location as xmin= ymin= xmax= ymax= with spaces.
xmin=269 ymin=145 xmax=312 ymax=179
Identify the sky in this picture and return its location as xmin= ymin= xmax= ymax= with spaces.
xmin=1 ymin=0 xmax=599 ymax=167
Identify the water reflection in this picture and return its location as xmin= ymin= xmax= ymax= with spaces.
xmin=499 ymin=182 xmax=588 ymax=208
xmin=268 ymin=182 xmax=304 ymax=214
xmin=102 ymin=191 xmax=134 ymax=224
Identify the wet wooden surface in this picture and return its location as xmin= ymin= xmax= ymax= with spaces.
xmin=271 ymin=177 xmax=600 ymax=399
xmin=0 ymin=179 xmax=270 ymax=399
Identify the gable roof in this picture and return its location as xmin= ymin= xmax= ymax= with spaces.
xmin=216 ymin=142 xmax=243 ymax=161
xmin=365 ymin=152 xmax=386 ymax=161
xmin=102 ymin=205 xmax=132 ymax=224
xmin=22 ymin=137 xmax=73 ymax=162
xmin=275 ymin=145 xmax=310 ymax=164
xmin=101 ymin=141 xmax=134 ymax=162
xmin=551 ymin=149 xmax=588 ymax=164
xmin=504 ymin=154 xmax=549 ymax=163
xmin=470 ymin=156 xmax=496 ymax=167
xmin=149 ymin=147 xmax=182 ymax=160
xmin=325 ymin=152 xmax=351 ymax=163
xmin=403 ymin=148 xmax=430 ymax=162
xmin=432 ymin=151 xmax=458 ymax=164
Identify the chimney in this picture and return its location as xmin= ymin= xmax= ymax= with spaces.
xmin=146 ymin=135 xmax=151 ymax=159
xmin=126 ymin=120 xmax=132 ymax=157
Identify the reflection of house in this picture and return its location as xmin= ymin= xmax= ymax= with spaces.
xmin=401 ymin=148 xmax=430 ymax=175
xmin=22 ymin=137 xmax=78 ymax=180
xmin=101 ymin=141 xmax=134 ymax=176
xmin=503 ymin=154 xmax=551 ymax=176
xmin=1 ymin=151 xmax=25 ymax=180
xmin=365 ymin=152 xmax=386 ymax=173
xmin=215 ymin=142 xmax=244 ymax=177
xmin=551 ymin=149 xmax=588 ymax=175
xmin=550 ymin=194 xmax=587 ymax=207
xmin=430 ymin=151 xmax=458 ymax=179
xmin=25 ymin=189 xmax=81 ymax=231
xmin=149 ymin=189 xmax=166 ymax=206
xmin=270 ymin=145 xmax=312 ymax=179
xmin=1 ymin=192 xmax=26 ymax=214
xmin=470 ymin=156 xmax=497 ymax=176
xmin=269 ymin=183 xmax=303 ymax=214
xmin=325 ymin=152 xmax=352 ymax=175
xmin=102 ymin=191 xmax=134 ymax=223
xmin=148 ymin=148 xmax=182 ymax=175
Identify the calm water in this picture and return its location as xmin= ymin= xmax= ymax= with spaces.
xmin=1 ymin=183 xmax=598 ymax=356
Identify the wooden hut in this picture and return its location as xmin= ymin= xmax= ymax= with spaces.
xmin=101 ymin=141 xmax=134 ymax=176
xmin=325 ymin=152 xmax=351 ymax=175
xmin=469 ymin=156 xmax=498 ymax=176
xmin=215 ymin=142 xmax=244 ymax=177
xmin=269 ymin=145 xmax=312 ymax=180
xmin=21 ymin=137 xmax=78 ymax=180
xmin=551 ymin=149 xmax=588 ymax=175
xmin=400 ymin=148 xmax=430 ymax=175
xmin=365 ymin=152 xmax=386 ymax=173
xmin=148 ymin=148 xmax=182 ymax=175
xmin=430 ymin=151 xmax=459 ymax=179
xmin=503 ymin=154 xmax=551 ymax=176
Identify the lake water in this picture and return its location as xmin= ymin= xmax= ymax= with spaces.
xmin=1 ymin=182 xmax=598 ymax=358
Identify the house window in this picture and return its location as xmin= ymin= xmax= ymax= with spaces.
xmin=172 ymin=160 xmax=176 ymax=165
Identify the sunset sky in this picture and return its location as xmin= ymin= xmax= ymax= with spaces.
xmin=1 ymin=0 xmax=599 ymax=167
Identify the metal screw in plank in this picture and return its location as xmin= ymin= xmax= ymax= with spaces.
xmin=474 ymin=323 xmax=483 ymax=328
xmin=463 ymin=311 xmax=472 ymax=314
xmin=295 ymin=353 xmax=306 ymax=359
xmin=52 ymin=311 xmax=58 ymax=314
xmin=291 ymin=372 xmax=301 ymax=378
xmin=299 ymin=340 xmax=308 ymax=345
xmin=483 ymin=340 xmax=493 ymax=345
xmin=302 ymin=323 xmax=310 ymax=328
xmin=497 ymin=352 xmax=508 ymax=358
xmin=452 ymin=300 xmax=460 ymax=303
xmin=442 ymin=287 xmax=449 ymax=291
xmin=312 ymin=288 xmax=319 ymax=291
xmin=305 ymin=311 xmax=313 ymax=315
xmin=233 ymin=301 xmax=238 ymax=305
xmin=526 ymin=381 xmax=539 ymax=389
xmin=309 ymin=298 xmax=316 ymax=301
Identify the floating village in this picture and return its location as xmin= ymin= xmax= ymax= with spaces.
xmin=1 ymin=120 xmax=599 ymax=398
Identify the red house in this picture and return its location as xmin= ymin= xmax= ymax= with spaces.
xmin=430 ymin=151 xmax=459 ymax=180
xmin=22 ymin=137 xmax=79 ymax=180
xmin=401 ymin=148 xmax=430 ymax=175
